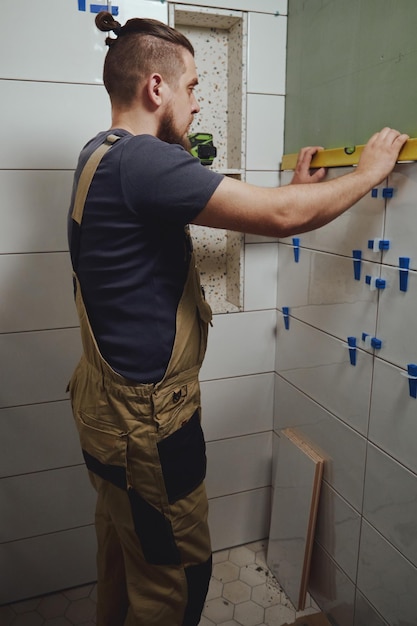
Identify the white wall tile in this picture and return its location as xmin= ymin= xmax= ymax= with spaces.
xmin=0 ymin=401 xmax=82 ymax=477
xmin=245 ymin=171 xmax=280 ymax=243
xmin=363 ymin=444 xmax=417 ymax=568
xmin=315 ymin=483 xmax=361 ymax=582
xmin=117 ymin=0 xmax=168 ymax=25
xmin=246 ymin=94 xmax=285 ymax=170
xmin=0 ymin=253 xmax=78 ymax=333
xmin=0 ymin=526 xmax=97 ymax=605
xmin=277 ymin=245 xmax=379 ymax=341
xmin=279 ymin=168 xmax=386 ymax=260
xmin=1 ymin=466 xmax=95 ymax=543
xmin=0 ymin=81 xmax=110 ymax=170
xmin=247 ymin=13 xmax=286 ymax=95
xmin=369 ymin=358 xmax=417 ymax=474
xmin=357 ymin=520 xmax=417 ymax=626
xmin=245 ymin=171 xmax=280 ymax=187
xmin=208 ymin=487 xmax=271 ymax=552
xmin=201 ymin=373 xmax=274 ymax=441
xmin=354 ymin=592 xmax=389 ymax=626
xmin=206 ymin=432 xmax=272 ymax=499
xmin=244 ymin=243 xmax=278 ymax=311
xmin=385 ymin=163 xmax=417 ymax=270
xmin=0 ymin=329 xmax=82 ymax=408
xmin=0 ymin=1 xmax=104 ymax=83
xmin=274 ymin=376 xmax=366 ymax=511
xmin=272 ymin=431 xmax=279 ymax=491
xmin=173 ymin=0 xmax=288 ymax=15
xmin=0 ymin=0 xmax=167 ymax=84
xmin=201 ymin=310 xmax=276 ymax=380
xmin=0 ymin=171 xmax=73 ymax=254
xmin=375 ymin=265 xmax=417 ymax=369
xmin=275 ymin=315 xmax=373 ymax=435
xmin=309 ymin=542 xmax=355 ymax=626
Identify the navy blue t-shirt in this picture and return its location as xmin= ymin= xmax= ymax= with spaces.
xmin=68 ymin=130 xmax=223 ymax=383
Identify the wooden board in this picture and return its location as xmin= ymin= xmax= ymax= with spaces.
xmin=282 ymin=612 xmax=332 ymax=626
xmin=267 ymin=428 xmax=325 ymax=610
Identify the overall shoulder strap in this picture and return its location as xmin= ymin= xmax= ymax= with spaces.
xmin=71 ymin=133 xmax=120 ymax=225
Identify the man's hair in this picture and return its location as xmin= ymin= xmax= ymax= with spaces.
xmin=95 ymin=11 xmax=195 ymax=107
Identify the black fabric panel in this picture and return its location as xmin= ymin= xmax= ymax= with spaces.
xmin=182 ymin=555 xmax=212 ymax=626
xmin=157 ymin=410 xmax=207 ymax=504
xmin=128 ymin=487 xmax=181 ymax=566
xmin=82 ymin=449 xmax=127 ymax=490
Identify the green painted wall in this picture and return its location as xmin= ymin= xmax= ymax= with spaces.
xmin=285 ymin=0 xmax=417 ymax=153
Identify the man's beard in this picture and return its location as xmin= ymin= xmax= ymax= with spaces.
xmin=157 ymin=108 xmax=191 ymax=151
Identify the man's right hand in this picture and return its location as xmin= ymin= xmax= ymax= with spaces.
xmin=356 ymin=127 xmax=409 ymax=184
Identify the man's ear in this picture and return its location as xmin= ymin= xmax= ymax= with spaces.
xmin=147 ymin=73 xmax=164 ymax=106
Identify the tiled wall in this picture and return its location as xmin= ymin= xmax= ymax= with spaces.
xmin=0 ymin=0 xmax=288 ymax=604
xmin=275 ymin=165 xmax=417 ymax=626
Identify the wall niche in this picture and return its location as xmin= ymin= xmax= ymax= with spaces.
xmin=169 ymin=3 xmax=247 ymax=313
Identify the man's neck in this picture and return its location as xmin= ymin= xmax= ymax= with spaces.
xmin=110 ymin=108 xmax=158 ymax=137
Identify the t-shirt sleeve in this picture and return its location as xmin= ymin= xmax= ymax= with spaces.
xmin=120 ymin=135 xmax=224 ymax=224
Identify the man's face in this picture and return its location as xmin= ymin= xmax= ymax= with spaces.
xmin=157 ymin=50 xmax=200 ymax=150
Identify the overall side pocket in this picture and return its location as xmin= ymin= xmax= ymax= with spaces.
xmin=157 ymin=409 xmax=206 ymax=504
xmin=75 ymin=411 xmax=128 ymax=490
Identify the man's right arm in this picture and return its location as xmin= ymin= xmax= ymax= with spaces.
xmin=192 ymin=127 xmax=408 ymax=237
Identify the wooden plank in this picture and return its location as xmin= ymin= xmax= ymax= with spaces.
xmin=267 ymin=428 xmax=325 ymax=610
xmin=282 ymin=612 xmax=332 ymax=626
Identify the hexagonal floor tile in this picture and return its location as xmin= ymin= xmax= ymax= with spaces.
xmin=239 ymin=563 xmax=269 ymax=587
xmin=38 ymin=594 xmax=70 ymax=620
xmin=251 ymin=583 xmax=281 ymax=608
xmin=223 ymin=580 xmax=251 ymax=605
xmin=213 ymin=561 xmax=240 ymax=583
xmin=10 ymin=612 xmax=44 ymax=626
xmin=265 ymin=603 xmax=296 ymax=626
xmin=206 ymin=576 xmax=224 ymax=601
xmin=234 ymin=600 xmax=265 ymax=626
xmin=65 ymin=597 xmax=96 ymax=624
xmin=213 ymin=549 xmax=230 ymax=564
xmin=229 ymin=546 xmax=256 ymax=568
xmin=198 ymin=616 xmax=215 ymax=626
xmin=204 ymin=597 xmax=234 ymax=623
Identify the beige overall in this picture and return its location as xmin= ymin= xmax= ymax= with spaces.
xmin=68 ymin=135 xmax=213 ymax=626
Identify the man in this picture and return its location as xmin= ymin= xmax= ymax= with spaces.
xmin=67 ymin=10 xmax=408 ymax=626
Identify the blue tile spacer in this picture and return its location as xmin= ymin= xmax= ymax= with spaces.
xmin=368 ymin=238 xmax=390 ymax=251
xmin=282 ymin=307 xmax=290 ymax=330
xmin=382 ymin=187 xmax=394 ymax=198
xmin=352 ymin=250 xmax=362 ymax=281
xmin=361 ymin=333 xmax=382 ymax=350
xmin=399 ymin=257 xmax=410 ymax=292
xmin=371 ymin=337 xmax=382 ymax=350
xmin=90 ymin=4 xmax=119 ymax=14
xmin=365 ymin=275 xmax=386 ymax=290
xmin=407 ymin=363 xmax=417 ymax=399
xmin=347 ymin=336 xmax=357 ymax=366
xmin=371 ymin=189 xmax=378 ymax=198
xmin=292 ymin=237 xmax=300 ymax=263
